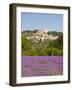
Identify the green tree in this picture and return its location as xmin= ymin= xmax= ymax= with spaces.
xmin=22 ymin=36 xmax=31 ymax=53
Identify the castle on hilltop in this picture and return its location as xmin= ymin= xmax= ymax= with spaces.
xmin=37 ymin=29 xmax=48 ymax=33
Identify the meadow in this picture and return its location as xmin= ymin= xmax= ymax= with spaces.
xmin=21 ymin=56 xmax=63 ymax=77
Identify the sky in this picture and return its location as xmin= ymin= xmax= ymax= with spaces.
xmin=21 ymin=12 xmax=63 ymax=32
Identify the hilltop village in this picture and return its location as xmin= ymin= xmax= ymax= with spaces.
xmin=22 ymin=29 xmax=63 ymax=56
xmin=22 ymin=29 xmax=58 ymax=42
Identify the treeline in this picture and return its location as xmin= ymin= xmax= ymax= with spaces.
xmin=48 ymin=31 xmax=63 ymax=36
xmin=21 ymin=31 xmax=63 ymax=56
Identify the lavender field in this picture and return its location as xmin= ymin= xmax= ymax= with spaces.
xmin=21 ymin=56 xmax=63 ymax=77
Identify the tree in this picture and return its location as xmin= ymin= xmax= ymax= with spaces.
xmin=22 ymin=36 xmax=31 ymax=51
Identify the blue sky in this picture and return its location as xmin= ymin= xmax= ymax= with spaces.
xmin=21 ymin=12 xmax=63 ymax=32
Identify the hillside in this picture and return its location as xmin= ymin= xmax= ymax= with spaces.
xmin=22 ymin=30 xmax=62 ymax=42
xmin=21 ymin=29 xmax=63 ymax=56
